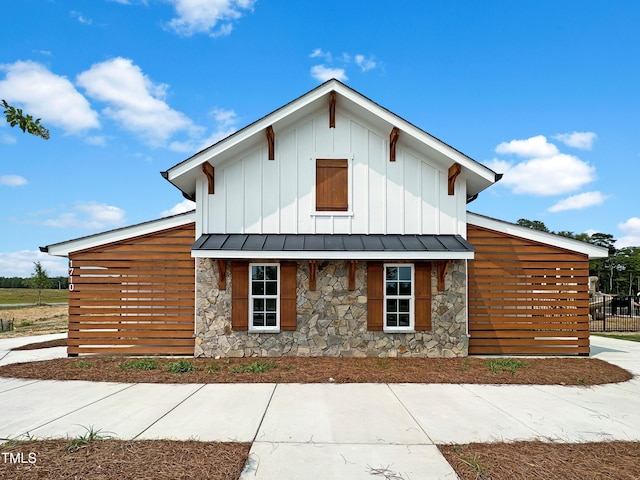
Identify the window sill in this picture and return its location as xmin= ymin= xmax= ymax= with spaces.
xmin=311 ymin=211 xmax=354 ymax=217
xmin=249 ymin=328 xmax=280 ymax=334
xmin=383 ymin=328 xmax=415 ymax=334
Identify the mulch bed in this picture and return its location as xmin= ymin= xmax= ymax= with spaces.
xmin=11 ymin=338 xmax=67 ymax=350
xmin=0 ymin=439 xmax=250 ymax=480
xmin=0 ymin=356 xmax=632 ymax=385
xmin=439 ymin=441 xmax=640 ymax=480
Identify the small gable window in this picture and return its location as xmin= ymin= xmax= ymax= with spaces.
xmin=315 ymin=158 xmax=349 ymax=212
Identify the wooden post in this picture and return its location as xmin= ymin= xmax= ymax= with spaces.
xmin=202 ymin=163 xmax=215 ymax=194
xmin=389 ymin=127 xmax=400 ymax=162
xmin=448 ymin=163 xmax=462 ymax=195
xmin=329 ymin=91 xmax=336 ymax=128
xmin=309 ymin=260 xmax=316 ymax=291
xmin=266 ymin=125 xmax=275 ymax=160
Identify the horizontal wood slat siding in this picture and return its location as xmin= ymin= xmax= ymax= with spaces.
xmin=67 ymin=223 xmax=196 ymax=356
xmin=468 ymin=224 xmax=590 ymax=356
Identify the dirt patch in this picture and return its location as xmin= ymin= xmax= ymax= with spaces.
xmin=0 ymin=356 xmax=631 ymax=386
xmin=0 ymin=305 xmax=67 ymax=338
xmin=0 ymin=439 xmax=250 ymax=480
xmin=440 ymin=441 xmax=640 ymax=480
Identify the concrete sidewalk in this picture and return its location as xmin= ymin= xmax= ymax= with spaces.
xmin=0 ymin=334 xmax=638 ymax=479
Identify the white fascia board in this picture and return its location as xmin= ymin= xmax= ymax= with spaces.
xmin=467 ymin=212 xmax=609 ymax=259
xmin=45 ymin=212 xmax=196 ymax=257
xmin=192 ymin=250 xmax=474 ymax=261
xmin=336 ymin=87 xmax=498 ymax=186
xmin=166 ymin=81 xmax=339 ymax=182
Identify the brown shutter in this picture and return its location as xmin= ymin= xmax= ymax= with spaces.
xmin=231 ymin=261 xmax=249 ymax=331
xmin=367 ymin=262 xmax=384 ymax=331
xmin=316 ymin=159 xmax=348 ymax=211
xmin=415 ymin=262 xmax=432 ymax=331
xmin=280 ymin=261 xmax=297 ymax=331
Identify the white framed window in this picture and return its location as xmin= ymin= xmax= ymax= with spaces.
xmin=249 ymin=263 xmax=280 ymax=332
xmin=384 ymin=264 xmax=414 ymax=332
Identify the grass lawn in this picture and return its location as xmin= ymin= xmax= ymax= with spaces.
xmin=0 ymin=288 xmax=68 ymax=306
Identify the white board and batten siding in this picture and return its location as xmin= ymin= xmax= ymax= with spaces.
xmin=196 ymin=107 xmax=468 ymax=237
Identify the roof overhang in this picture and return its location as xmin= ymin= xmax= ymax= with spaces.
xmin=42 ymin=211 xmax=196 ymax=257
xmin=192 ymin=233 xmax=475 ymax=261
xmin=162 ymin=79 xmax=500 ymax=200
xmin=467 ymin=212 xmax=609 ymax=259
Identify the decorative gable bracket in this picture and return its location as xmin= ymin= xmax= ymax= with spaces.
xmin=202 ymin=163 xmax=215 ymax=195
xmin=389 ymin=127 xmax=400 ymax=162
xmin=329 ymin=91 xmax=336 ymax=128
xmin=448 ymin=163 xmax=461 ymax=195
xmin=437 ymin=260 xmax=450 ymax=292
xmin=266 ymin=125 xmax=275 ymax=160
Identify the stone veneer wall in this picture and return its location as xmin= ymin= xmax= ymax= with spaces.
xmin=194 ymin=259 xmax=468 ymax=358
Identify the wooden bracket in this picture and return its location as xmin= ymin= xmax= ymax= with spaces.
xmin=389 ymin=127 xmax=400 ymax=162
xmin=437 ymin=260 xmax=450 ymax=292
xmin=348 ymin=260 xmax=356 ymax=291
xmin=329 ymin=91 xmax=336 ymax=128
xmin=216 ymin=259 xmax=227 ymax=290
xmin=309 ymin=260 xmax=316 ymax=291
xmin=266 ymin=125 xmax=275 ymax=160
xmin=448 ymin=163 xmax=462 ymax=195
xmin=202 ymin=163 xmax=215 ymax=194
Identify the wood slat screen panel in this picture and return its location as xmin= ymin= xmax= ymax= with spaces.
xmin=467 ymin=224 xmax=590 ymax=355
xmin=67 ymin=223 xmax=196 ymax=356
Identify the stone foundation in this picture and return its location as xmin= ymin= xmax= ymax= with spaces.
xmin=195 ymin=259 xmax=468 ymax=358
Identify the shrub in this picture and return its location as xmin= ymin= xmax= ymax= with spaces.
xmin=165 ymin=359 xmax=195 ymax=373
xmin=118 ymin=358 xmax=158 ymax=371
xmin=230 ymin=360 xmax=276 ymax=374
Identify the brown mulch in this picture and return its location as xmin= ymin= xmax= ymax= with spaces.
xmin=439 ymin=441 xmax=640 ymax=480
xmin=0 ymin=356 xmax=632 ymax=386
xmin=0 ymin=439 xmax=250 ymax=480
xmin=11 ymin=338 xmax=67 ymax=350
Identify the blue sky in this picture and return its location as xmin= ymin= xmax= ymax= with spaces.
xmin=1 ymin=0 xmax=639 ymax=277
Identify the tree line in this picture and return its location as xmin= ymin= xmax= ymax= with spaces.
xmin=0 ymin=276 xmax=68 ymax=289
xmin=517 ymin=219 xmax=639 ymax=296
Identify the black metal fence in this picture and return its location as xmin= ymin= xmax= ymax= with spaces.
xmin=590 ymin=295 xmax=640 ymax=332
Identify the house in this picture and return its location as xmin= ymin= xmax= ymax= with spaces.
xmin=43 ymin=79 xmax=608 ymax=357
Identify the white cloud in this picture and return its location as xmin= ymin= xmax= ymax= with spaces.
xmin=548 ymin=191 xmax=609 ymax=212
xmin=165 ymin=0 xmax=256 ymax=37
xmin=489 ymin=135 xmax=596 ymax=196
xmin=616 ymin=217 xmax=640 ymax=248
xmin=41 ymin=202 xmax=126 ymax=230
xmin=85 ymin=135 xmax=107 ymax=146
xmin=553 ymin=131 xmax=596 ymax=150
xmin=0 ymin=132 xmax=16 ymax=144
xmin=488 ymin=153 xmax=595 ymax=196
xmin=311 ymin=65 xmax=348 ymax=83
xmin=170 ymin=106 xmax=238 ymax=153
xmin=70 ymin=11 xmax=93 ymax=25
xmin=0 ymin=175 xmax=27 ymax=187
xmin=309 ymin=49 xmax=378 ymax=82
xmin=354 ymin=54 xmax=377 ymax=72
xmin=77 ymin=57 xmax=196 ymax=147
xmin=0 ymin=251 xmax=68 ymax=277
xmin=495 ymin=135 xmax=559 ymax=158
xmin=0 ymin=61 xmax=100 ymax=134
xmin=310 ymin=48 xmax=332 ymax=62
xmin=161 ymin=199 xmax=195 ymax=217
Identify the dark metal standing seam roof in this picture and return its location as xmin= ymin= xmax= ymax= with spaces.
xmin=192 ymin=234 xmax=474 ymax=253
